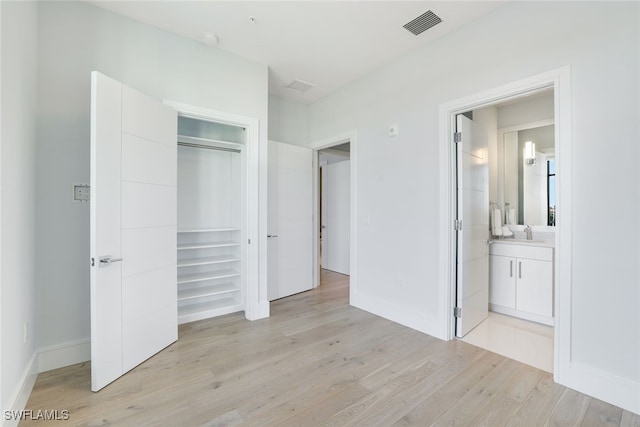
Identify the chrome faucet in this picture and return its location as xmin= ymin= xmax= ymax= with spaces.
xmin=524 ymin=225 xmax=533 ymax=240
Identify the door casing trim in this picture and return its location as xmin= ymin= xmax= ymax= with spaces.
xmin=309 ymin=131 xmax=357 ymax=302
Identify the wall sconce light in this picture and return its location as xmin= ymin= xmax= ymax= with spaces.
xmin=524 ymin=140 xmax=536 ymax=165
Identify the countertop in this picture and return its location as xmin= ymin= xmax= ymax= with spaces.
xmin=491 ymin=238 xmax=555 ymax=248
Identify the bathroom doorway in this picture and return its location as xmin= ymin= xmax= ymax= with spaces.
xmin=441 ymin=68 xmax=573 ymax=379
xmin=457 ymin=90 xmax=556 ymax=373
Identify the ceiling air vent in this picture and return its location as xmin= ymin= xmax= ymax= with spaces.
xmin=403 ymin=10 xmax=442 ymax=36
xmin=284 ymin=79 xmax=315 ymax=93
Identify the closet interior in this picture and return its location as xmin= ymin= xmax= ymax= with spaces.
xmin=176 ymin=115 xmax=246 ymax=324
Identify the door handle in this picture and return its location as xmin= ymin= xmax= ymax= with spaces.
xmin=510 ymin=260 xmax=513 ymax=278
xmin=519 ymin=261 xmax=522 ymax=279
xmin=99 ymin=255 xmax=123 ymax=267
xmin=267 ymin=235 xmax=278 ymax=238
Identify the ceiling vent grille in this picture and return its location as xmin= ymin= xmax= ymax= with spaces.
xmin=284 ymin=79 xmax=315 ymax=93
xmin=403 ymin=10 xmax=442 ymax=36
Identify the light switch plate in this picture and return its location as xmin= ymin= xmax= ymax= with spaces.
xmin=73 ymin=184 xmax=90 ymax=203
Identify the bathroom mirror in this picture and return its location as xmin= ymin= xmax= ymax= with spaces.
xmin=501 ymin=123 xmax=555 ymax=226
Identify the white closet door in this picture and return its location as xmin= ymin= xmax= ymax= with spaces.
xmin=90 ymin=71 xmax=177 ymax=391
xmin=321 ymin=160 xmax=350 ymax=275
xmin=267 ymin=141 xmax=280 ymax=300
xmin=267 ymin=141 xmax=313 ymax=300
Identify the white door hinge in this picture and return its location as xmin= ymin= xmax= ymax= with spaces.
xmin=454 ymin=132 xmax=462 ymax=143
xmin=454 ymin=307 xmax=462 ymax=318
xmin=454 ymin=219 xmax=463 ymax=231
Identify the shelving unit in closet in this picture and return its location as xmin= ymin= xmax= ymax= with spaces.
xmin=176 ymin=115 xmax=246 ymax=324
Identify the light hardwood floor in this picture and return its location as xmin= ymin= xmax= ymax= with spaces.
xmin=22 ymin=270 xmax=639 ymax=426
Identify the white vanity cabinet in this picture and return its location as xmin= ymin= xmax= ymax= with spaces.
xmin=489 ymin=255 xmax=517 ymax=309
xmin=489 ymin=242 xmax=554 ymax=325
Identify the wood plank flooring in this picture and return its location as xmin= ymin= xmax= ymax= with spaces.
xmin=22 ymin=270 xmax=639 ymax=426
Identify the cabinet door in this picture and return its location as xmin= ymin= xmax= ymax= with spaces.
xmin=489 ymin=255 xmax=516 ymax=308
xmin=516 ymin=258 xmax=553 ymax=317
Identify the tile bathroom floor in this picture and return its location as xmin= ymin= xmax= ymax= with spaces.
xmin=460 ymin=311 xmax=554 ymax=373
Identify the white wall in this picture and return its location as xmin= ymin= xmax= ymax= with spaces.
xmin=497 ymin=92 xmax=554 ymax=129
xmin=319 ymin=148 xmax=350 ymax=165
xmin=35 ymin=2 xmax=268 ymax=366
xmin=1 ymin=0 xmax=39 ymax=416
xmin=268 ymin=94 xmax=309 ymax=146
xmin=308 ymin=1 xmax=639 ymax=411
xmin=1 ymin=1 xmax=3 ymax=412
xmin=519 ymin=125 xmax=555 ymax=153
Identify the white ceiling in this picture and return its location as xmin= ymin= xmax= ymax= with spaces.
xmin=88 ymin=1 xmax=506 ymax=104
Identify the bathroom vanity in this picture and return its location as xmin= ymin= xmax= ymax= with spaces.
xmin=489 ymin=240 xmax=554 ymax=326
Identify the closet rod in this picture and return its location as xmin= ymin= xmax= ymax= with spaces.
xmin=178 ymin=141 xmax=241 ymax=153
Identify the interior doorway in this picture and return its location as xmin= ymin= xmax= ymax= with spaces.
xmin=310 ymin=133 xmax=356 ymax=294
xmin=454 ymin=90 xmax=557 ymax=373
xmin=440 ymin=68 xmax=573 ymax=382
xmin=319 ymin=143 xmax=351 ymax=275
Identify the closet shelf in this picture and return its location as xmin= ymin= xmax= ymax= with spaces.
xmin=177 ymin=269 xmax=240 ymax=285
xmin=177 ymin=115 xmax=245 ymax=326
xmin=177 ymin=241 xmax=240 ymax=250
xmin=178 ymin=227 xmax=240 ymax=233
xmin=177 ymin=255 xmax=240 ymax=268
xmin=178 ymin=299 xmax=244 ymax=325
xmin=178 ymin=282 xmax=239 ymax=302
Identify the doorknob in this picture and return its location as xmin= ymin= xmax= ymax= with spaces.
xmin=99 ymin=255 xmax=123 ymax=267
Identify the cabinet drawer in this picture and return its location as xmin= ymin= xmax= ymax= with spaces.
xmin=490 ymin=243 xmax=553 ymax=261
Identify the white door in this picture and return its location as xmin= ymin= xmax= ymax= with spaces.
xmin=90 ymin=72 xmax=177 ymax=391
xmin=267 ymin=141 xmax=313 ymax=300
xmin=321 ymin=160 xmax=350 ymax=275
xmin=455 ymin=114 xmax=489 ymax=338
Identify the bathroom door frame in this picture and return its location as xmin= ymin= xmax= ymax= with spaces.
xmin=438 ymin=66 xmax=572 ymax=385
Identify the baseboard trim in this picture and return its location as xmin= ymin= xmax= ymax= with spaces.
xmin=2 ymin=352 xmax=38 ymax=427
xmin=561 ymin=361 xmax=640 ymax=415
xmin=38 ymin=339 xmax=90 ymax=373
xmin=489 ymin=303 xmax=554 ymax=326
xmin=245 ymin=301 xmax=270 ymax=321
xmin=351 ymin=290 xmax=444 ymax=340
